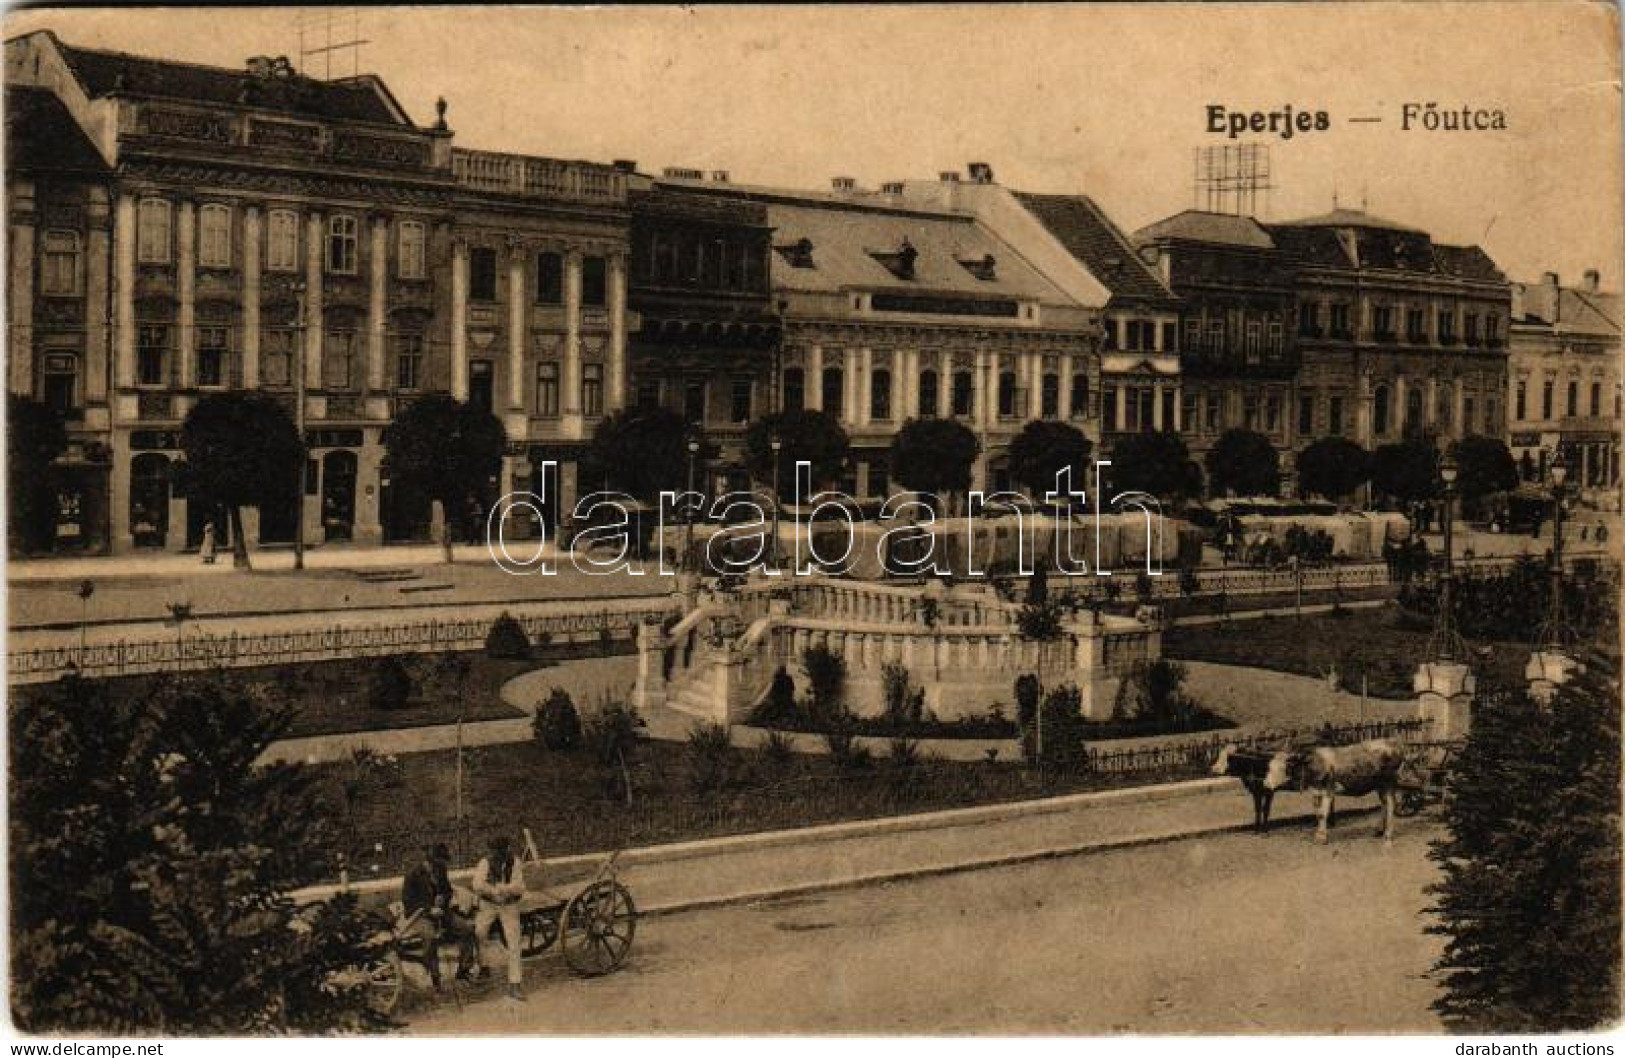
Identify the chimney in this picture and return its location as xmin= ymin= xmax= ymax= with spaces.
xmin=612 ymin=159 xmax=637 ymax=173
xmin=831 ymin=176 xmax=856 ymax=193
xmin=1584 ymin=269 xmax=1601 ymax=292
xmin=710 ymin=170 xmax=730 ymax=183
xmin=967 ymin=162 xmax=994 ymax=184
xmin=1544 ymin=271 xmax=1561 ymax=287
xmin=939 ymin=171 xmax=960 ymax=183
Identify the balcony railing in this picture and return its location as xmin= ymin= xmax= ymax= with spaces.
xmin=452 ymin=149 xmax=627 ymax=203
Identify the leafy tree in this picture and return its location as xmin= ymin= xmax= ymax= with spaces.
xmin=7 ymin=393 xmax=67 ymax=554
xmin=1371 ymin=439 xmax=1440 ymax=505
xmin=745 ymin=410 xmax=850 ymax=502
xmin=1296 ymin=436 xmax=1371 ymax=501
xmin=1108 ymin=431 xmax=1200 ymax=503
xmin=1448 ymin=435 xmax=1518 ymax=507
xmin=1428 ymin=661 xmax=1621 ymax=1031
xmin=890 ymin=418 xmax=980 ymax=511
xmin=9 ymin=672 xmax=387 ymax=1033
xmin=1007 ymin=421 xmax=1092 ymax=501
xmin=180 ymin=391 xmax=303 ymax=569
xmin=380 ymin=394 xmax=507 ymax=562
xmin=1205 ymin=429 xmax=1280 ymax=497
xmin=586 ymin=407 xmax=700 ymax=505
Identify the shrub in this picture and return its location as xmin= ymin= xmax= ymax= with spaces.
xmin=803 ymin=645 xmax=848 ymax=724
xmin=760 ymin=727 xmax=797 ymax=766
xmin=686 ymin=721 xmax=739 ymax=792
xmin=880 ymin=662 xmax=924 ymax=725
xmin=1028 ymin=684 xmax=1088 ymax=769
xmin=584 ymin=699 xmax=645 ymax=803
xmin=532 ymin=688 xmax=582 ymax=751
xmin=368 ymin=655 xmax=415 ymax=710
xmin=1112 ymin=659 xmax=1195 ymax=726
xmin=485 ymin=611 xmax=531 ymax=660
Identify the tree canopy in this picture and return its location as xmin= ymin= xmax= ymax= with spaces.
xmin=585 ymin=407 xmax=700 ymax=504
xmin=380 ymin=394 xmax=507 ymax=560
xmin=10 ymin=672 xmax=388 ymax=1033
xmin=1108 ymin=431 xmax=1201 ymax=503
xmin=1428 ymin=660 xmax=1620 ymax=1031
xmin=1007 ymin=421 xmax=1093 ymax=501
xmin=1371 ymin=439 xmax=1441 ymax=505
xmin=889 ymin=418 xmax=981 ymax=506
xmin=1448 ymin=434 xmax=1519 ymax=504
xmin=1296 ymin=436 xmax=1371 ymax=501
xmin=181 ymin=391 xmax=304 ymax=568
xmin=7 ymin=393 xmax=67 ymax=554
xmin=1205 ymin=429 xmax=1280 ymax=497
xmin=745 ymin=410 xmax=850 ymax=502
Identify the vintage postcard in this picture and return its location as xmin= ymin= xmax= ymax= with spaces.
xmin=2 ymin=2 xmax=1621 ymax=1043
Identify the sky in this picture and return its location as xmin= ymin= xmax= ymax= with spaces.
xmin=7 ymin=3 xmax=1622 ymax=287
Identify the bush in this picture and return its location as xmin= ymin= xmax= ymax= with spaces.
xmin=533 ymin=688 xmax=582 ymax=751
xmin=368 ymin=655 xmax=415 ymax=710
xmin=880 ymin=662 xmax=924 ymax=725
xmin=1027 ymin=684 xmax=1087 ymax=769
xmin=803 ymin=645 xmax=848 ymax=724
xmin=485 ymin=611 xmax=531 ymax=660
xmin=686 ymin=721 xmax=739 ymax=792
xmin=584 ymin=699 xmax=645 ymax=803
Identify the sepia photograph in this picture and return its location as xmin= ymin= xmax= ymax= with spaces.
xmin=1 ymin=1 xmax=1621 ymax=1043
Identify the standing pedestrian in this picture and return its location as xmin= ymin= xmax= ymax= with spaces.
xmin=472 ymin=834 xmax=527 ymax=999
xmin=199 ymin=520 xmax=217 ymax=565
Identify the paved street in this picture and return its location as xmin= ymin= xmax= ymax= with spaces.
xmin=407 ymin=821 xmax=1445 ymax=1034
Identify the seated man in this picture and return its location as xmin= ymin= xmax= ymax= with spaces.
xmin=401 ymin=843 xmax=476 ymax=988
xmin=472 ymin=834 xmax=528 ymax=1000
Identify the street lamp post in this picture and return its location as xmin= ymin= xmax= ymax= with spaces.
xmin=1541 ymin=450 xmax=1570 ymax=646
xmin=1430 ymin=452 xmax=1463 ymax=661
xmin=770 ymin=437 xmax=782 ymax=570
xmin=293 ymin=282 xmax=308 ymax=571
xmin=685 ymin=437 xmax=700 ymax=569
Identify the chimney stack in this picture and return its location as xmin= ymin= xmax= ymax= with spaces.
xmin=967 ymin=162 xmax=994 ymax=184
xmin=1584 ymin=269 xmax=1601 ymax=292
xmin=939 ymin=171 xmax=960 ymax=183
xmin=1544 ymin=271 xmax=1561 ymax=287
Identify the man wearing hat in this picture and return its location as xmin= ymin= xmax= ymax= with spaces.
xmin=471 ymin=834 xmax=528 ymax=999
xmin=402 ymin=843 xmax=476 ymax=989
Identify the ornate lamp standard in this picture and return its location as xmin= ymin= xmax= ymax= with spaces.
xmin=292 ymin=281 xmax=308 ymax=570
xmin=769 ymin=436 xmax=783 ymax=569
xmin=1536 ymin=450 xmax=1571 ymax=649
xmin=1428 ymin=451 xmax=1465 ymax=662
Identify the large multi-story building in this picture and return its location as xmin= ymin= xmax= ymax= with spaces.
xmin=1508 ymin=269 xmax=1622 ymax=503
xmin=4 ymin=30 xmax=629 ymax=552
xmin=661 ymin=170 xmax=1105 ymax=496
xmin=1134 ymin=205 xmax=1510 ymax=494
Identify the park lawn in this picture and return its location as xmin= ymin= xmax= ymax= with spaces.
xmin=311 ymin=734 xmax=1207 ymax=879
xmin=1162 ymin=606 xmax=1532 ymax=699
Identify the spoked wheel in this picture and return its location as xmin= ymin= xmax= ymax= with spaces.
xmin=561 ymin=881 xmax=637 ymax=976
xmin=363 ymin=951 xmax=405 ymax=1016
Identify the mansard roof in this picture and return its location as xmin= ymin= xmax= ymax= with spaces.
xmin=56 ymin=38 xmax=410 ymax=126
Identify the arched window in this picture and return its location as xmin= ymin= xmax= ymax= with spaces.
xmin=326 ymin=214 xmax=359 ymax=274
xmin=1041 ymin=373 xmax=1060 ymax=418
xmin=1372 ymin=384 xmax=1391 ymax=436
xmin=1070 ymin=373 xmax=1089 ymax=419
xmin=1405 ymin=387 xmax=1423 ymax=434
xmin=951 ymin=371 xmax=973 ymax=417
xmin=266 ymin=209 xmax=299 ymax=272
xmin=198 ymin=203 xmax=232 ymax=268
xmin=822 ymin=367 xmax=844 ymax=418
xmin=918 ymin=369 xmax=939 ymax=418
xmin=782 ymin=367 xmax=805 ymax=412
xmin=137 ymin=198 xmax=172 ymax=263
xmin=870 ymin=369 xmax=892 ymax=421
xmin=1436 ymin=381 xmax=1452 ymax=428
xmin=997 ymin=370 xmax=1017 ymax=418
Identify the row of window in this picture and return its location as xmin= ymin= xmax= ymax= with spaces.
xmin=1182 ymin=315 xmax=1289 ymax=360
xmin=635 ymin=377 xmax=757 ymax=425
xmin=1514 ymin=376 xmax=1614 ymax=421
xmin=780 ymin=367 xmax=1091 ymax=422
xmin=1300 ymin=301 xmax=1501 ymax=343
xmin=641 ymin=231 xmax=761 ymax=292
xmin=1369 ymin=383 xmax=1499 ymax=436
xmin=466 ymin=247 xmax=608 ymax=307
xmin=135 ymin=199 xmax=430 ymax=279
xmin=1103 ymin=319 xmax=1175 ymax=353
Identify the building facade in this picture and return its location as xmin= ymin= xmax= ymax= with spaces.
xmin=1508 ymin=270 xmax=1622 ymax=504
xmin=4 ymin=30 xmax=629 ymax=552
xmin=625 ymin=174 xmax=778 ymax=493
xmin=662 ymin=172 xmax=1105 ymax=497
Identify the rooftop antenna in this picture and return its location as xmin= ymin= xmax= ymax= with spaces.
xmin=298 ymin=8 xmax=370 ymax=80
xmin=1194 ymin=143 xmax=1274 ymax=217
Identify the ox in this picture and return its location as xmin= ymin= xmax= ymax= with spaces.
xmin=1210 ymin=745 xmax=1280 ymax=833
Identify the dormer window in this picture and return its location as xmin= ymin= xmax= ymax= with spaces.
xmin=959 ymin=254 xmax=997 ymax=281
xmin=776 ymin=237 xmax=816 ymax=269
xmin=869 ymin=238 xmax=918 ymax=281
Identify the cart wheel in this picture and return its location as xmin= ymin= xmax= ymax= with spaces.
xmin=520 ymin=907 xmax=560 ymax=959
xmin=1395 ymin=789 xmax=1425 ymax=818
xmin=363 ymin=951 xmax=404 ymax=1016
xmin=562 ymin=881 xmax=637 ymax=976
